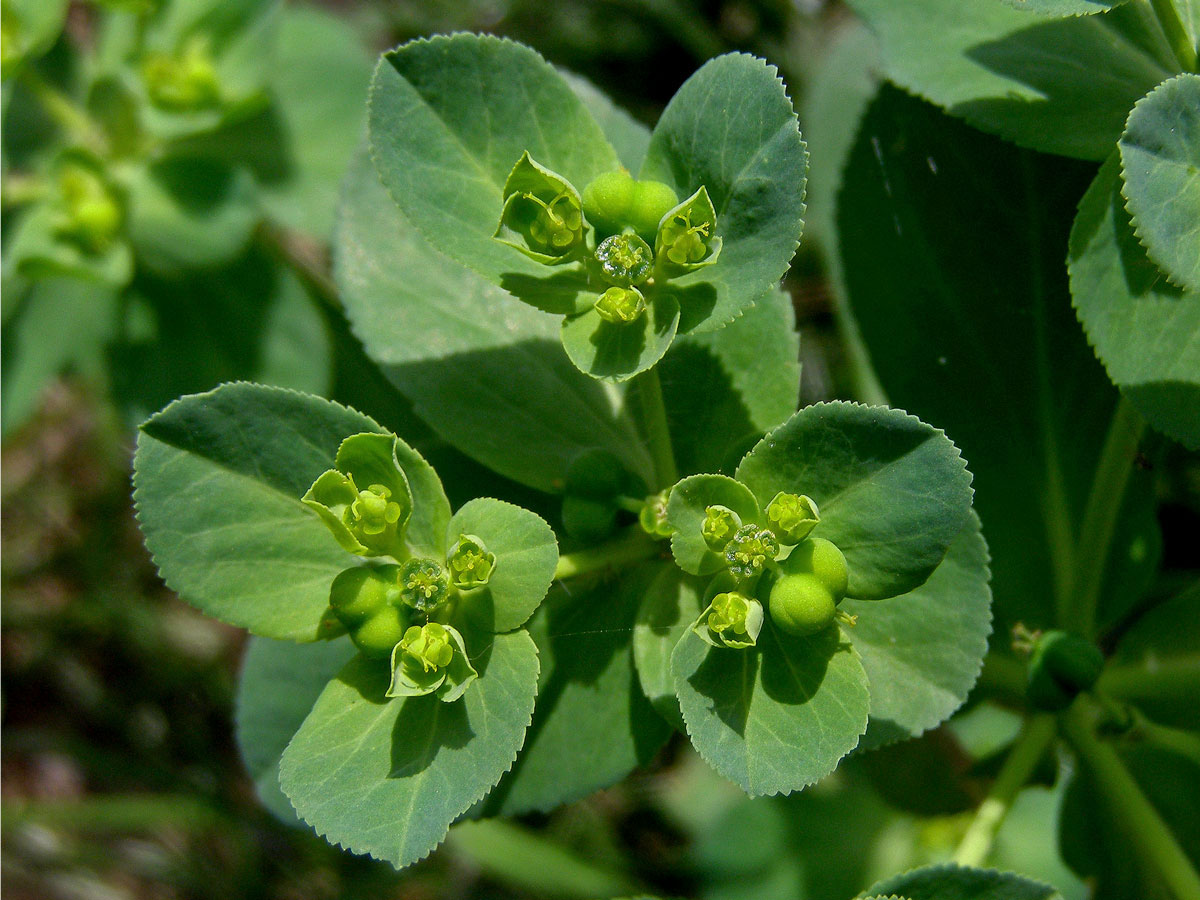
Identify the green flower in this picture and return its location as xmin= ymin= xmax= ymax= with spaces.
xmin=655 ymin=187 xmax=721 ymax=273
xmin=693 ymin=588 xmax=764 ymax=649
xmin=494 ymin=152 xmax=586 ymax=263
xmin=387 ymin=622 xmax=479 ymax=702
xmin=447 ymin=534 xmax=495 ymax=589
xmin=724 ymin=523 xmax=779 ymax=581
xmin=399 ymin=558 xmax=451 ymax=612
xmin=141 ymin=35 xmax=222 ymax=112
xmin=594 ymin=285 xmax=647 ymax=324
xmin=302 ymin=433 xmax=413 ymax=558
xmin=765 ymin=492 xmax=820 ymax=545
xmin=594 ymin=233 xmax=654 ymax=287
xmin=701 ymin=504 xmax=742 ymax=552
xmin=639 ymin=489 xmax=674 ymax=538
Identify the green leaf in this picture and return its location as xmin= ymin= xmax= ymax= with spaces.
xmin=485 ymin=567 xmax=671 ymax=815
xmin=6 ymin=200 xmax=133 ymax=288
xmin=736 ymin=402 xmax=974 ymax=602
xmin=447 ymin=498 xmax=558 ymax=633
xmin=367 ymin=33 xmax=618 ymax=287
xmin=659 ymin=284 xmax=801 ymax=478
xmin=333 ymin=144 xmax=655 ymax=492
xmin=279 ymin=629 xmax=539 ymax=868
xmin=844 ymin=511 xmax=992 ymax=750
xmin=123 ymin=156 xmax=259 ymax=275
xmin=1100 ymin=584 xmax=1200 ymax=729
xmin=111 ymin=248 xmax=332 ymax=426
xmin=1119 ymin=73 xmax=1200 ymax=293
xmin=860 ymin=863 xmax=1063 ymax=899
xmin=559 ymin=296 xmax=680 ymax=383
xmin=1 ymin=0 xmax=68 ymax=75
xmin=234 ymin=636 xmax=355 ymax=823
xmin=672 ymin=619 xmax=869 ymax=795
xmin=999 ymin=0 xmax=1127 ymax=13
xmin=133 ymin=382 xmax=383 ymax=640
xmin=633 ymin=563 xmax=703 ymax=731
xmin=390 ymin=434 xmax=451 ymax=560
xmin=1069 ymin=154 xmax=1200 ymax=448
xmin=558 ymin=71 xmax=650 ymax=173
xmin=640 ymin=53 xmax=807 ymax=335
xmin=0 ymin=276 xmax=118 ymax=437
xmin=848 ymin=0 xmax=1173 ymax=160
xmin=259 ymin=4 xmax=373 ymax=238
xmin=835 ymin=86 xmax=1139 ymax=636
xmin=666 ymin=474 xmax=762 ymax=576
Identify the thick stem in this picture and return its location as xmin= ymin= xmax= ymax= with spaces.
xmin=554 ymin=527 xmax=660 ymax=581
xmin=953 ymin=714 xmax=1057 ymax=867
xmin=634 ymin=367 xmax=678 ymax=489
xmin=1063 ymin=697 xmax=1200 ymax=900
xmin=1148 ymin=0 xmax=1199 ymax=72
xmin=1064 ymin=398 xmax=1144 ymax=639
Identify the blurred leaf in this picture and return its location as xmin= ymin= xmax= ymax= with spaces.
xmin=861 ymin=863 xmax=1063 ymax=899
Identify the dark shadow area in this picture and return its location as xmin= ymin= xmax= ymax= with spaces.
xmin=687 ymin=641 xmax=758 ymax=736
xmin=389 ymin=694 xmax=473 ymax=778
xmin=672 ymin=280 xmax=718 ymax=334
xmin=758 ymin=624 xmax=837 ymax=707
xmin=500 ymin=268 xmax=593 ymax=315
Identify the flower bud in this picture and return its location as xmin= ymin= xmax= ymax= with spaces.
xmin=693 ymin=589 xmax=764 ymax=649
xmin=765 ymin=492 xmax=820 ymax=545
xmin=639 ymin=489 xmax=674 ymax=538
xmin=595 ymin=285 xmax=647 ymax=324
xmin=701 ymin=505 xmax=742 ymax=552
xmin=387 ymin=622 xmax=478 ymax=702
xmin=1026 ymin=630 xmax=1105 ymax=712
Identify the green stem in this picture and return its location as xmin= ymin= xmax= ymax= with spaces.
xmin=20 ymin=67 xmax=102 ymax=148
xmin=1126 ymin=709 xmax=1200 ymax=766
xmin=554 ymin=527 xmax=660 ymax=580
xmin=614 ymin=495 xmax=646 ymax=514
xmin=953 ymin=714 xmax=1057 ymax=867
xmin=1147 ymin=0 xmax=1199 ymax=72
xmin=1063 ymin=697 xmax=1200 ymax=900
xmin=634 ymin=367 xmax=678 ymax=489
xmin=1 ymin=795 xmax=225 ymax=832
xmin=1063 ymin=397 xmax=1144 ymax=639
xmin=258 ymin=224 xmax=342 ymax=311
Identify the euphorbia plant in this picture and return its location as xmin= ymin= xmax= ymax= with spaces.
xmin=133 ymin=32 xmax=992 ymax=877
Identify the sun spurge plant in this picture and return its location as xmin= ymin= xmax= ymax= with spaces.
xmin=132 ymin=33 xmax=992 ymax=873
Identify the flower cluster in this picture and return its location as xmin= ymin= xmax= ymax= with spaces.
xmin=304 ymin=433 xmax=498 ymax=702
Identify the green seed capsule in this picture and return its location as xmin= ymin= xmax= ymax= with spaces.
xmin=780 ymin=537 xmax=848 ymax=602
xmin=626 ymin=180 xmax=679 ymax=240
xmin=351 ymin=606 xmax=410 ymax=657
xmin=1027 ymin=630 xmax=1105 ymax=712
xmin=768 ymin=572 xmax=837 ymax=636
xmin=328 ymin=565 xmax=404 ymax=630
xmin=581 ymin=169 xmax=636 ymax=238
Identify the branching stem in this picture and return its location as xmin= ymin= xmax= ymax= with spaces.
xmin=1063 ymin=697 xmax=1200 ymax=900
xmin=953 ymin=714 xmax=1057 ymax=867
xmin=554 ymin=527 xmax=660 ymax=581
xmin=634 ymin=367 xmax=678 ymax=489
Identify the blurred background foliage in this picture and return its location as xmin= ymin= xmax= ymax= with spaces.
xmin=3 ymin=1 xmax=1197 ymax=899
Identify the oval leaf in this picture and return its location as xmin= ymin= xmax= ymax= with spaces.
xmin=845 ymin=511 xmax=993 ymax=750
xmin=367 ymin=33 xmax=619 ymax=287
xmin=448 ymin=498 xmax=559 ymax=633
xmin=133 ymin=383 xmax=384 ymax=641
xmin=736 ymin=402 xmax=974 ymax=601
xmin=1119 ymin=73 xmax=1200 ymax=293
xmin=672 ymin=621 xmax=870 ymax=796
xmin=1069 ymin=154 xmax=1200 ymax=449
xmin=860 ymin=863 xmax=1063 ymax=900
xmin=279 ymin=629 xmax=539 ymax=869
xmin=640 ymin=53 xmax=808 ymax=335
xmin=666 ymin=474 xmax=762 ymax=575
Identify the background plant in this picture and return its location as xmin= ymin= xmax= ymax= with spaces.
xmin=4 ymin=3 xmax=1198 ymax=900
